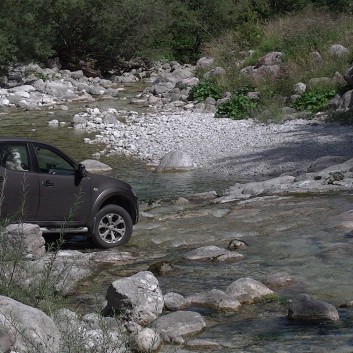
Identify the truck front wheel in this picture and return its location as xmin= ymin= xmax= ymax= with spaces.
xmin=92 ymin=205 xmax=133 ymax=248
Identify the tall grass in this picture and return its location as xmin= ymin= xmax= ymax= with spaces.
xmin=203 ymin=8 xmax=353 ymax=121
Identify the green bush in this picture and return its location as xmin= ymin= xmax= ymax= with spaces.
xmin=215 ymin=93 xmax=257 ymax=120
xmin=293 ymin=89 xmax=336 ymax=112
xmin=188 ymin=79 xmax=223 ymax=101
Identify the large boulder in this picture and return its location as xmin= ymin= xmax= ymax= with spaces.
xmin=104 ymin=271 xmax=164 ymax=325
xmin=1 ymin=223 xmax=45 ymax=259
xmin=165 ymin=68 xmax=195 ymax=84
xmin=0 ymin=296 xmax=61 ymax=353
xmin=44 ymin=81 xmax=74 ymax=98
xmin=288 ymin=294 xmax=340 ymax=322
xmin=331 ymin=89 xmax=353 ymax=110
xmin=157 ymin=150 xmax=195 ymax=172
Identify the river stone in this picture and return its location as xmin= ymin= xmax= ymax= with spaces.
xmin=186 ymin=190 xmax=218 ymax=201
xmin=288 ymin=294 xmax=340 ymax=322
xmin=184 ymin=245 xmax=243 ymax=262
xmin=227 ymin=239 xmax=248 ymax=251
xmin=90 ymin=250 xmax=135 ymax=264
xmin=329 ymin=44 xmax=350 ymax=57
xmin=227 ymin=176 xmax=296 ymax=196
xmin=185 ymin=289 xmax=241 ymax=311
xmin=45 ymin=80 xmax=73 ymax=97
xmin=104 ymin=271 xmax=164 ymax=324
xmin=185 ymin=338 xmax=222 ymax=350
xmin=0 ymin=296 xmax=61 ymax=353
xmin=39 ymin=250 xmax=93 ymax=295
xmin=265 ymin=271 xmax=292 ymax=288
xmin=225 ymin=277 xmax=275 ymax=304
xmin=157 ymin=151 xmax=195 ymax=172
xmin=196 ymin=56 xmax=214 ymax=68
xmin=152 ymin=311 xmax=206 ymax=344
xmin=133 ymin=327 xmax=161 ymax=353
xmin=81 ymin=159 xmax=112 ymax=173
xmin=185 ymin=246 xmax=227 ymax=260
xmin=2 ymin=223 xmax=45 ymax=259
xmin=148 ymin=260 xmax=176 ymax=275
xmin=164 ymin=292 xmax=188 ymax=311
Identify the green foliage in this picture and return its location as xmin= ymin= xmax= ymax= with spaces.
xmin=0 ymin=0 xmax=351 ymax=69
xmin=92 ymin=0 xmax=173 ymax=59
xmin=293 ymin=89 xmax=336 ymax=112
xmin=326 ymin=171 xmax=345 ymax=184
xmin=0 ymin=0 xmax=53 ymax=65
xmin=188 ymin=79 xmax=223 ymax=101
xmin=34 ymin=72 xmax=49 ymax=81
xmin=215 ymin=93 xmax=257 ymax=120
xmin=203 ymin=8 xmax=353 ymax=121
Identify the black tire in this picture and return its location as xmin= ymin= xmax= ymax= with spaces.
xmin=92 ymin=205 xmax=133 ymax=248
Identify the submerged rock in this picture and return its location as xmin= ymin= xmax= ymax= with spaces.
xmin=225 ymin=277 xmax=275 ymax=304
xmin=184 ymin=245 xmax=244 ymax=262
xmin=185 ymin=289 xmax=241 ymax=311
xmin=288 ymin=293 xmax=340 ymax=322
xmin=152 ymin=311 xmax=206 ymax=344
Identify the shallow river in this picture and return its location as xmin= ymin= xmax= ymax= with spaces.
xmin=2 ymin=91 xmax=353 ymax=353
xmin=0 ymin=92 xmax=238 ymax=201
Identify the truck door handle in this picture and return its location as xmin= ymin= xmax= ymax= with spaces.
xmin=41 ymin=180 xmax=54 ymax=187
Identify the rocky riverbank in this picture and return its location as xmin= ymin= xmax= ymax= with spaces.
xmin=72 ymin=106 xmax=353 ymax=178
xmin=1 ymin=56 xmax=353 ymax=352
xmin=1 ymin=56 xmax=353 ymax=179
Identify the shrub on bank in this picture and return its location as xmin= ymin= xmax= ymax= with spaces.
xmin=293 ymin=88 xmax=336 ymax=112
xmin=199 ymin=9 xmax=353 ymax=121
xmin=188 ymin=79 xmax=223 ymax=101
xmin=215 ymin=93 xmax=257 ymax=120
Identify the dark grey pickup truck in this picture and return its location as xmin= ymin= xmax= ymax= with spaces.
xmin=0 ymin=137 xmax=139 ymax=248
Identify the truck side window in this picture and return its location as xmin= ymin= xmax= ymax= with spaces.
xmin=35 ymin=146 xmax=75 ymax=175
xmin=0 ymin=144 xmax=29 ymax=171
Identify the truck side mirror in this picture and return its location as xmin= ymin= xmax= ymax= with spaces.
xmin=76 ymin=163 xmax=86 ymax=177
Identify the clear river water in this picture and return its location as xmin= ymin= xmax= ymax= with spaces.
xmin=1 ymin=89 xmax=353 ymax=353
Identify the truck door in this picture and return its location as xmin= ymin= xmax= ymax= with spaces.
xmin=33 ymin=143 xmax=91 ymax=223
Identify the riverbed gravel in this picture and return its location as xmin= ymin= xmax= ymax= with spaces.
xmin=79 ymin=109 xmax=353 ymax=177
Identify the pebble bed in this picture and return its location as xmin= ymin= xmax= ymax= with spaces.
xmin=75 ymin=108 xmax=353 ymax=177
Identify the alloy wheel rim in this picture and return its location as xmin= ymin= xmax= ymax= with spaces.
xmin=98 ymin=213 xmax=126 ymax=243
